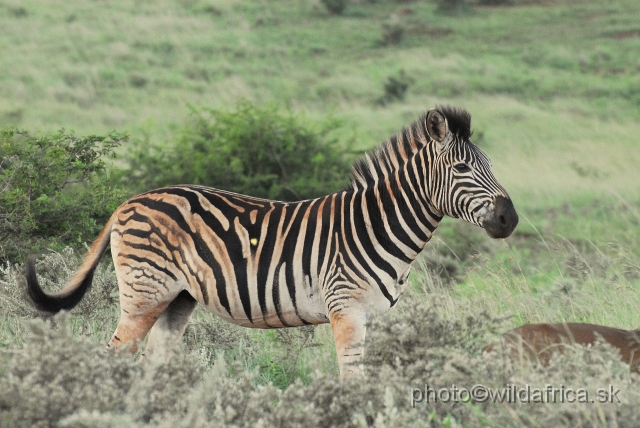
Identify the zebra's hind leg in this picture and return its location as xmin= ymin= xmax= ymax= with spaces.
xmin=330 ymin=310 xmax=367 ymax=379
xmin=107 ymin=298 xmax=172 ymax=356
xmin=107 ymin=278 xmax=182 ymax=356
xmin=141 ymin=290 xmax=197 ymax=361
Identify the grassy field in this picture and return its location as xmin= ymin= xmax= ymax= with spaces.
xmin=2 ymin=0 xmax=640 ymax=198
xmin=2 ymin=0 xmax=640 ymax=425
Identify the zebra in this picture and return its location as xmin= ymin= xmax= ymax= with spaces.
xmin=26 ymin=105 xmax=518 ymax=378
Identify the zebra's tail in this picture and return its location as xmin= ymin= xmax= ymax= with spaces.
xmin=26 ymin=211 xmax=117 ymax=313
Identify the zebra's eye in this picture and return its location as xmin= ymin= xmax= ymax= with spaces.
xmin=454 ymin=163 xmax=470 ymax=172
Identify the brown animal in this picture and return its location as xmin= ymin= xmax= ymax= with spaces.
xmin=484 ymin=323 xmax=640 ymax=373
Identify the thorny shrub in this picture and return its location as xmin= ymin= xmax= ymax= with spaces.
xmin=0 ymin=248 xmax=118 ymax=324
xmin=3 ymin=245 xmax=640 ymax=427
xmin=1 ymin=296 xmax=639 ymax=427
xmin=0 ymin=313 xmax=140 ymax=428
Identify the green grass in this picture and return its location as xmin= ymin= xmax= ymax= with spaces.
xmin=3 ymin=0 xmax=640 ymax=203
xmin=1 ymin=0 xmax=639 ymax=124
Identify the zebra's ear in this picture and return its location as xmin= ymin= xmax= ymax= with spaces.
xmin=425 ymin=109 xmax=448 ymax=143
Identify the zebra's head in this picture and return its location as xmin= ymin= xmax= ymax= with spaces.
xmin=424 ymin=106 xmax=518 ymax=239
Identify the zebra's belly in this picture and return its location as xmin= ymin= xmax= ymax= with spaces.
xmin=208 ymin=308 xmax=329 ymax=328
xmin=199 ymin=277 xmax=330 ymax=329
xmin=214 ymin=310 xmax=330 ymax=329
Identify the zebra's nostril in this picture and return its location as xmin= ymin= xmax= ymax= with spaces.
xmin=499 ymin=215 xmax=506 ymax=226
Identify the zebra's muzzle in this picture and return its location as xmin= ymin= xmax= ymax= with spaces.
xmin=483 ymin=195 xmax=518 ymax=239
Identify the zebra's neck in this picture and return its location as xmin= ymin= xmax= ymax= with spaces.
xmin=348 ymin=145 xmax=443 ymax=280
xmin=348 ymin=119 xmax=430 ymax=191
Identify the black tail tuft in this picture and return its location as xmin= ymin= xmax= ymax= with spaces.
xmin=25 ymin=255 xmax=94 ymax=313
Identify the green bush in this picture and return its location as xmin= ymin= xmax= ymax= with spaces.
xmin=123 ymin=101 xmax=354 ymax=201
xmin=378 ymin=70 xmax=414 ymax=105
xmin=380 ymin=14 xmax=405 ymax=46
xmin=434 ymin=0 xmax=470 ymax=14
xmin=320 ymin=0 xmax=348 ymax=15
xmin=0 ymin=128 xmax=127 ymax=263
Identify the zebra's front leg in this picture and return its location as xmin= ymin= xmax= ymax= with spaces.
xmin=329 ymin=310 xmax=367 ymax=379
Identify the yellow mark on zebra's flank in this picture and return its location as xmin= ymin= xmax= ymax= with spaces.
xmin=250 ymin=238 xmax=259 ymax=246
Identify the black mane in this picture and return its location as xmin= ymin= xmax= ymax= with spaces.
xmin=347 ymin=105 xmax=472 ymax=190
xmin=436 ymin=104 xmax=472 ymax=141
